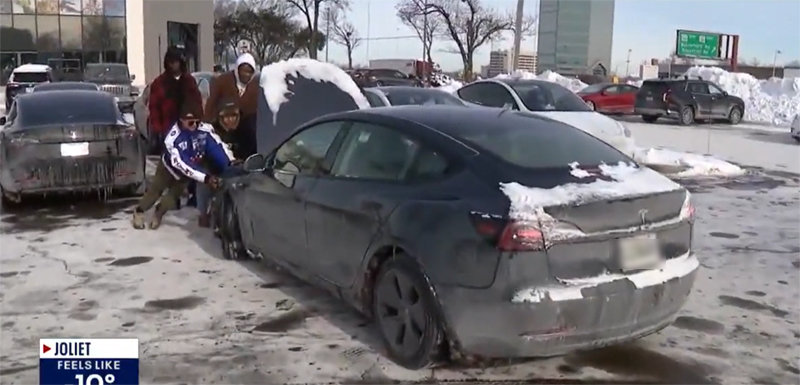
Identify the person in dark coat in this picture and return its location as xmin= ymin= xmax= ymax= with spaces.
xmin=203 ymin=53 xmax=258 ymax=159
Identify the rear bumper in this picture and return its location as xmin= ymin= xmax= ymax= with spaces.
xmin=635 ymin=107 xmax=678 ymax=118
xmin=1 ymin=156 xmax=144 ymax=195
xmin=436 ymin=252 xmax=699 ymax=358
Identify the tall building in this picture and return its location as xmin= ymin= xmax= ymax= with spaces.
xmin=487 ymin=50 xmax=537 ymax=77
xmin=1 ymin=0 xmax=214 ymax=86
xmin=536 ymin=0 xmax=614 ymax=76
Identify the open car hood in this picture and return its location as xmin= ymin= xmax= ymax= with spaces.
xmin=256 ymin=58 xmax=370 ymax=155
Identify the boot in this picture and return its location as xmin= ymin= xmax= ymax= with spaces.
xmin=198 ymin=213 xmax=210 ymax=228
xmin=132 ymin=209 xmax=145 ymax=230
xmin=149 ymin=204 xmax=166 ymax=229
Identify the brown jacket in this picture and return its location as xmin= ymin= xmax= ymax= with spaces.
xmin=203 ymin=71 xmax=259 ymax=122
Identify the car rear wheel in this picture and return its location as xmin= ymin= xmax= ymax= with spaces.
xmin=220 ymin=197 xmax=247 ymax=260
xmin=373 ymin=254 xmax=445 ymax=369
xmin=642 ymin=115 xmax=658 ymax=123
xmin=727 ymin=106 xmax=743 ymax=125
xmin=679 ymin=106 xmax=695 ymax=125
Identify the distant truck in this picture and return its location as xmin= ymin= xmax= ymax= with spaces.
xmin=368 ymin=59 xmax=434 ymax=79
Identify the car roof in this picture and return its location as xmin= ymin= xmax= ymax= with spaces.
xmin=17 ymin=89 xmax=115 ymax=105
xmin=14 ymin=64 xmax=51 ymax=73
xmin=322 ymin=105 xmax=569 ymax=137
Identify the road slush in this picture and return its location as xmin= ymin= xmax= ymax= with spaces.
xmin=39 ymin=339 xmax=139 ymax=385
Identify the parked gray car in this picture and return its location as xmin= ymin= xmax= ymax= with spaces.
xmin=0 ymin=90 xmax=145 ymax=203
xmin=83 ymin=63 xmax=139 ymax=112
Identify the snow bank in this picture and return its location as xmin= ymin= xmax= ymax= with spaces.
xmin=685 ymin=66 xmax=800 ymax=126
xmin=500 ymin=162 xmax=682 ymax=223
xmin=260 ymin=58 xmax=370 ymax=124
xmin=495 ymin=70 xmax=589 ymax=93
xmin=633 ymin=147 xmax=745 ymax=177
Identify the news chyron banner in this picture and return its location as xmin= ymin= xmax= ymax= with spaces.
xmin=39 ymin=338 xmax=139 ymax=385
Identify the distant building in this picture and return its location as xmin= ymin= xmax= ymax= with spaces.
xmin=536 ymin=0 xmax=614 ymax=76
xmin=487 ymin=50 xmax=537 ymax=77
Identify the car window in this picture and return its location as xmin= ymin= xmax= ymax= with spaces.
xmin=331 ymin=122 xmax=418 ymax=181
xmin=384 ymin=89 xmax=464 ymax=106
xmin=623 ymin=85 xmax=639 ymax=93
xmin=509 ymin=82 xmax=592 ymax=111
xmin=688 ymin=82 xmax=709 ymax=94
xmin=407 ymin=147 xmax=450 ymax=181
xmin=18 ymin=94 xmax=119 ymax=127
xmin=708 ymin=83 xmax=724 ymax=95
xmin=198 ymin=79 xmax=210 ymax=101
xmin=84 ymin=65 xmax=129 ymax=82
xmin=363 ymin=90 xmax=385 ymax=107
xmin=11 ymin=72 xmax=49 ymax=83
xmin=369 ymin=69 xmax=406 ymax=79
xmin=579 ymin=84 xmax=606 ymax=94
xmin=457 ymin=83 xmax=517 ymax=108
xmin=604 ymin=85 xmax=620 ymax=95
xmin=273 ymin=121 xmax=344 ymax=175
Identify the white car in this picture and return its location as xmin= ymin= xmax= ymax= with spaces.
xmin=791 ymin=113 xmax=800 ymax=143
xmin=5 ymin=64 xmax=53 ymax=110
xmin=455 ymin=78 xmax=635 ymax=157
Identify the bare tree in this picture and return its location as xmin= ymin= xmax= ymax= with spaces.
xmin=427 ymin=0 xmax=512 ymax=81
xmin=286 ymin=0 xmax=349 ymax=59
xmin=396 ymin=0 xmax=441 ymax=67
xmin=325 ymin=7 xmax=362 ymax=69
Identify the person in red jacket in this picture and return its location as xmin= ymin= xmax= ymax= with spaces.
xmin=148 ymin=46 xmax=203 ymax=153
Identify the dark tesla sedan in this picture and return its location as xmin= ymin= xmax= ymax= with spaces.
xmin=0 ymin=90 xmax=145 ymax=203
xmin=217 ymin=106 xmax=698 ymax=369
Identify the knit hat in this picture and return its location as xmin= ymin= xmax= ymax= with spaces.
xmin=218 ymin=99 xmax=241 ymax=117
xmin=179 ymin=100 xmax=202 ymax=119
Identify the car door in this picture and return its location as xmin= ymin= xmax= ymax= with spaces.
xmin=687 ymin=81 xmax=712 ymax=117
xmin=457 ymin=82 xmax=519 ymax=109
xmin=707 ymin=83 xmax=729 ymax=117
xmin=601 ymin=85 xmax=622 ymax=111
xmin=240 ymin=121 xmax=345 ymax=264
xmin=304 ymin=121 xmax=448 ymax=287
xmin=619 ymin=85 xmax=638 ymax=113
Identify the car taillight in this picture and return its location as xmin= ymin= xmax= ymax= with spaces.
xmin=679 ymin=191 xmax=695 ymax=222
xmin=469 ymin=212 xmax=546 ymax=251
xmin=662 ymin=89 xmax=672 ymax=103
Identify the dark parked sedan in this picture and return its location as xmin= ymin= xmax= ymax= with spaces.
xmin=0 ymin=90 xmax=145 ymax=203
xmin=216 ymin=106 xmax=699 ymax=368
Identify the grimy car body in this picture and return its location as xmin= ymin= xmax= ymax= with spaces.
xmin=0 ymin=90 xmax=145 ymax=202
xmin=218 ymin=104 xmax=699 ymax=369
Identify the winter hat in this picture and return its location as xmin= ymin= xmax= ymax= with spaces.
xmin=163 ymin=45 xmax=187 ymax=72
xmin=218 ymin=99 xmax=241 ymax=117
xmin=179 ymin=100 xmax=202 ymax=120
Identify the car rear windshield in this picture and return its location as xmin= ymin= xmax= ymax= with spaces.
xmin=12 ymin=72 xmax=48 ymax=83
xmin=457 ymin=120 xmax=630 ymax=169
xmin=19 ymin=95 xmax=119 ymax=127
xmin=509 ymin=82 xmax=591 ymax=112
xmin=385 ymin=89 xmax=464 ymax=106
xmin=84 ymin=65 xmax=129 ymax=82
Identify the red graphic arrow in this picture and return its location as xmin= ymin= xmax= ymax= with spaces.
xmin=42 ymin=344 xmax=51 ymax=354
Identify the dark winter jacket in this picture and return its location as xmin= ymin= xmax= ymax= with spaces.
xmin=148 ymin=47 xmax=204 ymax=134
xmin=203 ymin=53 xmax=260 ymax=123
xmin=210 ymin=116 xmax=257 ymax=161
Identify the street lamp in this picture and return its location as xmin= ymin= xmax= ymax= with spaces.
xmin=625 ymin=49 xmax=632 ymax=77
xmin=772 ymin=49 xmax=782 ymax=78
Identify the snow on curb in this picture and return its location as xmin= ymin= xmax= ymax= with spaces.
xmin=260 ymin=58 xmax=370 ymax=124
xmin=633 ymin=146 xmax=745 ymax=177
xmin=685 ymin=66 xmax=799 ymax=126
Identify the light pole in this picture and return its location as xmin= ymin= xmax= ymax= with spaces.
xmin=625 ymin=49 xmax=632 ymax=77
xmin=422 ymin=0 xmax=428 ymax=85
xmin=772 ymin=49 xmax=782 ymax=78
xmin=325 ymin=4 xmax=331 ymax=62
xmin=511 ymin=0 xmax=524 ymax=72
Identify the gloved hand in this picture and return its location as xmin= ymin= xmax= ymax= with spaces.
xmin=230 ymin=159 xmax=243 ymax=166
xmin=204 ymin=175 xmax=222 ymax=189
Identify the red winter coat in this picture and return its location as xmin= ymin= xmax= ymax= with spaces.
xmin=147 ymin=72 xmax=203 ymax=134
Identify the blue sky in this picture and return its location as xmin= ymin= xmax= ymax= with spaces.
xmin=319 ymin=0 xmax=800 ymax=73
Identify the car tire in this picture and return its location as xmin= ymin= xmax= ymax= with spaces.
xmin=220 ymin=197 xmax=247 ymax=260
xmin=794 ymin=136 xmax=800 ymax=143
xmin=679 ymin=106 xmax=695 ymax=125
xmin=727 ymin=106 xmax=743 ymax=125
xmin=642 ymin=115 xmax=658 ymax=123
xmin=372 ymin=254 xmax=446 ymax=369
xmin=587 ymin=101 xmax=596 ymax=111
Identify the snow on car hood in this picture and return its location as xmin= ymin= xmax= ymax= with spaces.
xmin=500 ymin=161 xmax=682 ymax=224
xmin=530 ymin=111 xmax=634 ymax=156
xmin=260 ymin=58 xmax=370 ymax=125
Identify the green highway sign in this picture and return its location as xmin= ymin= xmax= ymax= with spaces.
xmin=676 ymin=30 xmax=720 ymax=59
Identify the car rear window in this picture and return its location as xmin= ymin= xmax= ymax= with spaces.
xmin=19 ymin=94 xmax=119 ymax=127
xmin=457 ymin=120 xmax=630 ymax=169
xmin=12 ymin=72 xmax=49 ymax=83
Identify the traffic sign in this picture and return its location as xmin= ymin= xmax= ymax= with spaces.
xmin=676 ymin=30 xmax=720 ymax=59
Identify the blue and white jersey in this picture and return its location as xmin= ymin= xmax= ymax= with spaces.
xmin=161 ymin=122 xmax=235 ymax=183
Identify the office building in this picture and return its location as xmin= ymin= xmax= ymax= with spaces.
xmin=536 ymin=0 xmax=614 ymax=76
xmin=1 ymin=0 xmax=214 ymax=86
xmin=487 ymin=50 xmax=537 ymax=77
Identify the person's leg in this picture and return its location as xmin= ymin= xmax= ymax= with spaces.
xmin=196 ymin=183 xmax=212 ymax=227
xmin=132 ymin=163 xmax=170 ymax=229
xmin=149 ymin=178 xmax=189 ymax=229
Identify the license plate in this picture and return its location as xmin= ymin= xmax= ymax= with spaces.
xmin=618 ymin=234 xmax=662 ymax=271
xmin=60 ymin=142 xmax=89 ymax=157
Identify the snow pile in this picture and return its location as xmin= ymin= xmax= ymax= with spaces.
xmin=431 ymin=73 xmax=463 ymax=93
xmin=500 ymin=162 xmax=682 ymax=223
xmin=685 ymin=66 xmax=800 ymax=126
xmin=633 ymin=147 xmax=745 ymax=177
xmin=260 ymin=58 xmax=370 ymax=124
xmin=495 ymin=70 xmax=589 ymax=93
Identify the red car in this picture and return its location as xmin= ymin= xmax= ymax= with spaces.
xmin=577 ymin=83 xmax=639 ymax=114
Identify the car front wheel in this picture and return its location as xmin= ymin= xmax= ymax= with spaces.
xmin=220 ymin=197 xmax=247 ymax=260
xmin=679 ymin=106 xmax=695 ymax=125
xmin=373 ymin=254 xmax=445 ymax=369
xmin=727 ymin=106 xmax=743 ymax=125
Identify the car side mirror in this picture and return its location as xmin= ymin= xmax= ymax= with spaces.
xmin=0 ymin=116 xmax=6 ymax=125
xmin=243 ymin=153 xmax=267 ymax=172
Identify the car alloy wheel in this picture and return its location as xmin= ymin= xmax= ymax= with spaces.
xmin=221 ymin=199 xmax=246 ymax=260
xmin=728 ymin=107 xmax=742 ymax=124
xmin=680 ymin=106 xmax=695 ymax=125
xmin=373 ymin=256 xmax=444 ymax=369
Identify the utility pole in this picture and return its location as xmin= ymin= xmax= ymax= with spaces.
xmin=625 ymin=49 xmax=632 ymax=77
xmin=772 ymin=49 xmax=781 ymax=78
xmin=422 ymin=0 xmax=428 ymax=85
xmin=511 ymin=0 xmax=524 ymax=72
